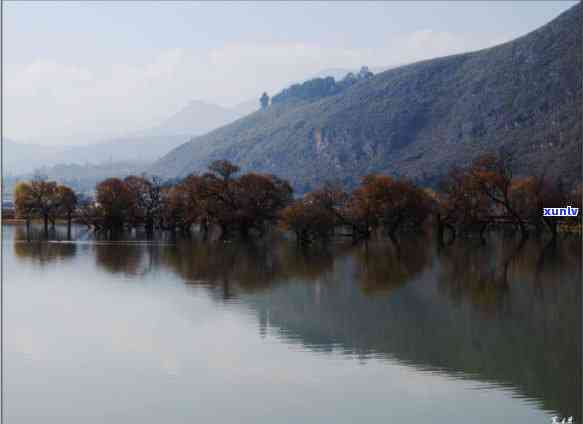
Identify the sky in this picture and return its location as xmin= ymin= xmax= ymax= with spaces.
xmin=3 ymin=1 xmax=578 ymax=145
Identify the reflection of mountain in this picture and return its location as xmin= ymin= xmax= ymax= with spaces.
xmin=10 ymin=224 xmax=580 ymax=420
xmin=230 ymin=239 xmax=580 ymax=420
xmin=155 ymin=235 xmax=580 ymax=421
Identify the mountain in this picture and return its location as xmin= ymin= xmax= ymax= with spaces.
xmin=150 ymin=4 xmax=581 ymax=192
xmin=310 ymin=68 xmax=355 ymax=80
xmin=57 ymin=135 xmax=192 ymax=165
xmin=312 ymin=66 xmax=396 ymax=80
xmin=3 ymin=99 xmax=257 ymax=176
xmin=137 ymin=100 xmax=244 ymax=137
xmin=230 ymin=99 xmax=260 ymax=117
xmin=2 ymin=135 xmax=191 ymax=176
xmin=2 ymin=139 xmax=65 ymax=176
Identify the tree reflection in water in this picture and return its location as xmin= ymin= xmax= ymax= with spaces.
xmin=9 ymin=225 xmax=581 ymax=421
xmin=13 ymin=226 xmax=77 ymax=266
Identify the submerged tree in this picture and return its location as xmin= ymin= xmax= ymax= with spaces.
xmin=124 ymin=175 xmax=164 ymax=232
xmin=201 ymin=161 xmax=292 ymax=239
xmin=95 ymin=178 xmax=135 ymax=231
xmin=346 ymin=175 xmax=432 ymax=242
xmin=14 ymin=181 xmax=36 ymax=235
xmin=280 ymin=184 xmax=347 ymax=245
xmin=467 ymin=151 xmax=530 ymax=239
xmin=56 ymin=185 xmax=78 ymax=238
xmin=14 ymin=180 xmax=78 ymax=238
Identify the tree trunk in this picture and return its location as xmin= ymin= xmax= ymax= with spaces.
xmin=201 ymin=219 xmax=209 ymax=241
xmin=479 ymin=221 xmax=489 ymax=245
xmin=518 ymin=220 xmax=529 ymax=240
xmin=543 ymin=217 xmax=557 ymax=242
xmin=239 ymin=224 xmax=250 ymax=240
xmin=388 ymin=215 xmax=403 ymax=242
xmin=26 ymin=218 xmax=31 ymax=241
xmin=67 ymin=213 xmax=72 ymax=240
xmin=145 ymin=217 xmax=154 ymax=235
xmin=436 ymin=214 xmax=445 ymax=247
xmin=43 ymin=214 xmax=49 ymax=237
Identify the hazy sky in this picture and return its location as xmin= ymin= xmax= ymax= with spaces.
xmin=3 ymin=1 xmax=577 ymax=145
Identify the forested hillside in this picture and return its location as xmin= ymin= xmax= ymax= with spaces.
xmin=150 ymin=3 xmax=581 ymax=192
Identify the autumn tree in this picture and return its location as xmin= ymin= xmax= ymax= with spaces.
xmin=507 ymin=175 xmax=572 ymax=240
xmin=467 ymin=151 xmax=529 ymax=238
xmin=56 ymin=185 xmax=78 ymax=238
xmin=124 ymin=175 xmax=164 ymax=232
xmin=280 ymin=198 xmax=336 ymax=245
xmin=437 ymin=166 xmax=493 ymax=241
xmin=14 ymin=181 xmax=35 ymax=233
xmin=158 ymin=162 xmax=293 ymax=240
xmin=95 ymin=178 xmax=135 ymax=230
xmin=201 ymin=165 xmax=292 ymax=238
xmin=233 ymin=173 xmax=293 ymax=237
xmin=280 ymin=184 xmax=347 ymax=245
xmin=347 ymin=175 xmax=432 ymax=242
xmin=168 ymin=174 xmax=209 ymax=235
xmin=27 ymin=179 xmax=60 ymax=235
xmin=196 ymin=171 xmax=238 ymax=238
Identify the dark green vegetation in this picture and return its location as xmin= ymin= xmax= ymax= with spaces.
xmin=150 ymin=4 xmax=581 ymax=192
xmin=270 ymin=66 xmax=373 ymax=106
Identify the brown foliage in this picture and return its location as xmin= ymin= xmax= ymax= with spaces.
xmin=347 ymin=175 xmax=433 ymax=239
xmin=95 ymin=178 xmax=135 ymax=229
xmin=124 ymin=175 xmax=164 ymax=230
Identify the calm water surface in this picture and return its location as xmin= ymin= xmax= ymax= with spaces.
xmin=3 ymin=225 xmax=581 ymax=423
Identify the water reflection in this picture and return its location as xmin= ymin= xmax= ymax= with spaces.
xmin=93 ymin=243 xmax=152 ymax=276
xmin=158 ymin=240 xmax=351 ymax=297
xmin=8 ymin=225 xmax=581 ymax=421
xmin=12 ymin=226 xmax=77 ymax=265
xmin=353 ymin=237 xmax=432 ymax=295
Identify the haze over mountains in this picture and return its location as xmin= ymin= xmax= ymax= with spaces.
xmin=4 ymin=5 xmax=580 ymax=195
xmin=3 ymin=99 xmax=257 ymax=176
xmin=3 ymin=65 xmax=377 ymax=180
xmin=131 ymin=100 xmax=255 ymax=138
xmin=3 ymin=64 xmax=380 ymax=179
xmin=150 ymin=3 xmax=581 ymax=191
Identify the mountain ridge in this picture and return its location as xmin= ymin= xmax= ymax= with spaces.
xmin=150 ymin=3 xmax=581 ymax=191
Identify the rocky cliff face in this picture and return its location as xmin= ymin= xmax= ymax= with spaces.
xmin=150 ymin=4 xmax=581 ymax=191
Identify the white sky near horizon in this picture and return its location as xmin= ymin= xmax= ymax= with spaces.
xmin=2 ymin=1 xmax=578 ymax=146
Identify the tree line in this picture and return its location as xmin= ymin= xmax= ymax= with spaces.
xmin=13 ymin=153 xmax=582 ymax=243
xmin=268 ymin=66 xmax=374 ymax=107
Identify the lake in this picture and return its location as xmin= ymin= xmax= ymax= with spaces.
xmin=3 ymin=224 xmax=581 ymax=423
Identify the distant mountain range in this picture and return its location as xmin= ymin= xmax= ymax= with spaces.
xmin=2 ymin=99 xmax=258 ymax=176
xmin=150 ymin=4 xmax=581 ymax=191
xmin=3 ymin=67 xmax=367 ymax=178
xmin=131 ymin=99 xmax=257 ymax=138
